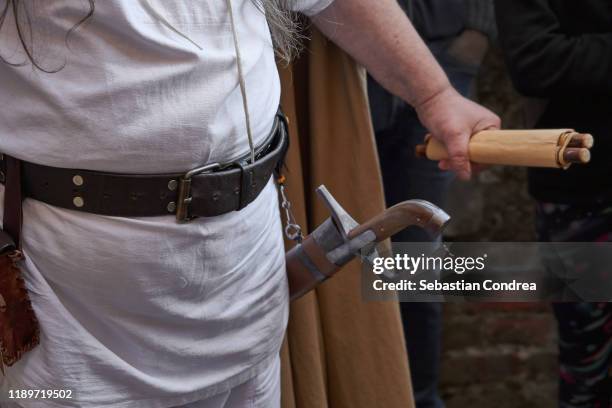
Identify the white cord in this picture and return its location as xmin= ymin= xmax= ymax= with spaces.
xmin=142 ymin=0 xmax=255 ymax=164
xmin=226 ymin=0 xmax=256 ymax=164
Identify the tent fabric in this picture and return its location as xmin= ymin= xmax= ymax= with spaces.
xmin=277 ymin=29 xmax=416 ymax=408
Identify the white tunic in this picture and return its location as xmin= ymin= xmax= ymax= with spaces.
xmin=0 ymin=0 xmax=333 ymax=407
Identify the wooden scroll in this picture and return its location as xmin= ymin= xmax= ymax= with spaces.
xmin=415 ymin=130 xmax=593 ymax=169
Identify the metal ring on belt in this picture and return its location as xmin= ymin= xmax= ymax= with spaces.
xmin=0 ymin=112 xmax=289 ymax=223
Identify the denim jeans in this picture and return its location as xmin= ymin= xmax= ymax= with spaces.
xmin=370 ymin=47 xmax=478 ymax=408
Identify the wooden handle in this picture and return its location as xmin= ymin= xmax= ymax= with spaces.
xmin=415 ymin=130 xmax=593 ymax=168
xmin=415 ymin=144 xmax=427 ymax=158
xmin=348 ymin=202 xmax=436 ymax=242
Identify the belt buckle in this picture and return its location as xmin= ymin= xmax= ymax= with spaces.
xmin=176 ymin=162 xmax=221 ymax=223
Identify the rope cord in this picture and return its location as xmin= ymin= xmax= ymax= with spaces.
xmin=142 ymin=0 xmax=255 ymax=164
xmin=226 ymin=0 xmax=256 ymax=164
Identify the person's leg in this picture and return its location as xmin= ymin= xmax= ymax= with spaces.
xmin=223 ymin=355 xmax=280 ymax=408
xmin=536 ymin=203 xmax=612 ymax=408
xmin=176 ymin=355 xmax=280 ymax=408
xmin=174 ymin=391 xmax=232 ymax=408
xmin=373 ymin=52 xmax=477 ymax=407
xmin=552 ymin=303 xmax=612 ymax=408
xmin=375 ymin=104 xmax=449 ymax=408
xmin=1 ymin=358 xmax=279 ymax=408
xmin=398 ymin=301 xmax=444 ymax=408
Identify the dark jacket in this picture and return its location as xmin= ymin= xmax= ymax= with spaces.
xmin=369 ymin=0 xmax=496 ymax=133
xmin=369 ymin=0 xmax=466 ymax=133
xmin=403 ymin=0 xmax=465 ymax=41
xmin=495 ymin=0 xmax=612 ymax=204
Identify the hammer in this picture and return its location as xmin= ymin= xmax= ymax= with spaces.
xmin=286 ymin=186 xmax=449 ymax=301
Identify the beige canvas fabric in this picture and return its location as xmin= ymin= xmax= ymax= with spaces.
xmin=278 ymin=30 xmax=416 ymax=408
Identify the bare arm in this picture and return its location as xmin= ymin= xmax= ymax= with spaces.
xmin=311 ymin=0 xmax=501 ymax=179
xmin=312 ymin=0 xmax=448 ymax=109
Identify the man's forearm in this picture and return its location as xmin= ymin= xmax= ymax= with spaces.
xmin=311 ymin=0 xmax=501 ymax=180
xmin=311 ymin=0 xmax=451 ymax=109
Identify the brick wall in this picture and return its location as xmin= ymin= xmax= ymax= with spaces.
xmin=441 ymin=303 xmax=558 ymax=408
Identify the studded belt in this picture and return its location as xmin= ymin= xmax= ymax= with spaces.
xmin=0 ymin=113 xmax=289 ymax=222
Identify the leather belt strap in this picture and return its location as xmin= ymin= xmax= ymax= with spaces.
xmin=2 ymin=156 xmax=23 ymax=248
xmin=0 ymin=113 xmax=289 ymax=221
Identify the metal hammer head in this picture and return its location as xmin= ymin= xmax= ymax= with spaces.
xmin=405 ymin=199 xmax=451 ymax=237
xmin=286 ymin=186 xmax=452 ymax=301
xmin=316 ymin=185 xmax=359 ymax=239
xmin=316 ymin=185 xmax=450 ymax=242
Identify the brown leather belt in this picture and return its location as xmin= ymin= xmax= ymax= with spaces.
xmin=0 ymin=112 xmax=289 ymax=222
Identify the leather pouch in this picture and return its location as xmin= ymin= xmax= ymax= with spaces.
xmin=0 ymin=231 xmax=39 ymax=370
xmin=0 ymin=156 xmax=40 ymax=371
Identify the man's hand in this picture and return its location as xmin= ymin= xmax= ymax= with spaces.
xmin=312 ymin=0 xmax=501 ymax=180
xmin=415 ymin=87 xmax=501 ymax=180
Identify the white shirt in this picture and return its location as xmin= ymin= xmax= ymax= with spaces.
xmin=0 ymin=0 xmax=333 ymax=407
